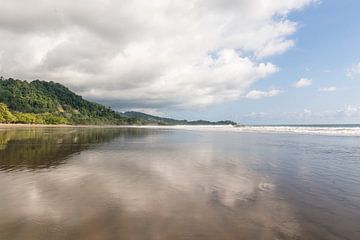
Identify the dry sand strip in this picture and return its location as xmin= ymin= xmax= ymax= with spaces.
xmin=0 ymin=124 xmax=131 ymax=129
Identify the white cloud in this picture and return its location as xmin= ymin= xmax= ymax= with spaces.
xmin=245 ymin=89 xmax=282 ymax=100
xmin=0 ymin=0 xmax=316 ymax=109
xmin=346 ymin=63 xmax=360 ymax=78
xmin=299 ymin=109 xmax=312 ymax=118
xmin=294 ymin=78 xmax=312 ymax=88
xmin=343 ymin=105 xmax=359 ymax=118
xmin=318 ymin=86 xmax=336 ymax=92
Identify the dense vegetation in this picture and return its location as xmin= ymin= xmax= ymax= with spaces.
xmin=0 ymin=77 xmax=237 ymax=125
xmin=0 ymin=78 xmax=136 ymax=125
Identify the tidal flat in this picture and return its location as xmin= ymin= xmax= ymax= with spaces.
xmin=0 ymin=127 xmax=359 ymax=240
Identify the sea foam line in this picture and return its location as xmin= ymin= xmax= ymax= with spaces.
xmin=129 ymin=125 xmax=360 ymax=137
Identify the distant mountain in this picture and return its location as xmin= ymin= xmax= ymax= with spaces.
xmin=0 ymin=77 xmax=236 ymax=125
xmin=123 ymin=111 xmax=237 ymax=126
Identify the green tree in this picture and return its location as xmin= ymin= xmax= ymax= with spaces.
xmin=0 ymin=103 xmax=17 ymax=123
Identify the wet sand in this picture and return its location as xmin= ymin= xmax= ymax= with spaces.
xmin=0 ymin=128 xmax=359 ymax=239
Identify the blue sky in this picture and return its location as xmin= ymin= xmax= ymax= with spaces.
xmin=1 ymin=0 xmax=360 ymax=124
xmin=168 ymin=0 xmax=360 ymax=124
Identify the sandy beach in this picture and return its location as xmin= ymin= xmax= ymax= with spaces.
xmin=0 ymin=123 xmax=141 ymax=129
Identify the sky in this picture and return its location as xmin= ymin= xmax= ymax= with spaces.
xmin=0 ymin=0 xmax=359 ymax=124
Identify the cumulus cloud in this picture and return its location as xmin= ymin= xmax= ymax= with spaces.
xmin=318 ymin=86 xmax=336 ymax=92
xmin=0 ymin=0 xmax=315 ymax=109
xmin=245 ymin=89 xmax=282 ymax=100
xmin=294 ymin=78 xmax=312 ymax=88
xmin=346 ymin=63 xmax=360 ymax=79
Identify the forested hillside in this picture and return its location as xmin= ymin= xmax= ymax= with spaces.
xmin=0 ymin=78 xmax=136 ymax=125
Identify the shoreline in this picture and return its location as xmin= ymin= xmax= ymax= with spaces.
xmin=0 ymin=123 xmax=234 ymax=129
xmin=1 ymin=124 xmax=360 ymax=137
xmin=0 ymin=124 xmax=238 ymax=134
xmin=0 ymin=123 xmax=148 ymax=129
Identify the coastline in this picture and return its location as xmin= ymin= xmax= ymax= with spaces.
xmin=0 ymin=123 xmax=138 ymax=129
xmin=2 ymin=123 xmax=360 ymax=137
xmin=0 ymin=123 xmax=235 ymax=129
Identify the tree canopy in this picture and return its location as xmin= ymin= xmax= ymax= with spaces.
xmin=0 ymin=78 xmax=131 ymax=125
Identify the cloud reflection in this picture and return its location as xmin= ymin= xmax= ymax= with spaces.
xmin=0 ymin=128 xmax=300 ymax=240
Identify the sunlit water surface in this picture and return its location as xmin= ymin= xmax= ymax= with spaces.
xmin=0 ymin=127 xmax=359 ymax=240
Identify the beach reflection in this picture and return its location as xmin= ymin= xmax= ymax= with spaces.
xmin=0 ymin=128 xmax=299 ymax=240
xmin=0 ymin=128 xmax=154 ymax=171
xmin=0 ymin=128 xmax=359 ymax=239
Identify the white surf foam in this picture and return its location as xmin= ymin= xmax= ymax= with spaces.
xmin=235 ymin=126 xmax=360 ymax=136
xmin=130 ymin=125 xmax=360 ymax=136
